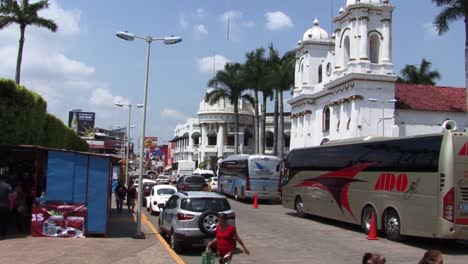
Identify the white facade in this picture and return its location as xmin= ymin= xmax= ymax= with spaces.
xmin=172 ymin=90 xmax=292 ymax=165
xmin=289 ymin=0 xmax=468 ymax=150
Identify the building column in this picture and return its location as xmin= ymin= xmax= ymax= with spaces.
xmin=334 ymin=29 xmax=342 ymax=70
xmin=359 ymin=17 xmax=369 ymax=60
xmin=201 ymin=124 xmax=206 ymax=161
xmin=303 ymin=115 xmax=307 ymax=147
xmin=382 ymin=19 xmax=391 ymax=63
xmin=217 ymin=123 xmax=225 ymax=158
xmin=350 ymin=17 xmax=358 ymax=61
xmin=239 ymin=128 xmax=245 ymax=154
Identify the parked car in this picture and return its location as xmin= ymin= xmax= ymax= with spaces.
xmin=209 ymin=177 xmax=218 ymax=192
xmin=146 ymin=185 xmax=177 ymax=215
xmin=141 ymin=182 xmax=157 ymax=207
xmin=133 ymin=179 xmax=156 ymax=189
xmin=156 ymin=174 xmax=170 ymax=184
xmin=176 ymin=176 xmax=206 ymax=191
xmin=158 ymin=191 xmax=235 ymax=253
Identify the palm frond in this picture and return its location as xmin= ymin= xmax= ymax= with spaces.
xmin=241 ymin=93 xmax=255 ymax=106
xmin=204 ymin=89 xmax=228 ymax=105
xmin=0 ymin=15 xmax=16 ymax=29
xmin=433 ymin=5 xmax=464 ymax=34
xmin=30 ymin=17 xmax=57 ymax=31
xmin=27 ymin=0 xmax=50 ymax=14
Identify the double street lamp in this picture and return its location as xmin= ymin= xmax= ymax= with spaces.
xmin=115 ymin=103 xmax=143 ymax=186
xmin=116 ymin=30 xmax=182 ymax=237
xmin=368 ymin=98 xmax=397 ymax=136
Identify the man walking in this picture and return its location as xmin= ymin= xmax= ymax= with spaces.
xmin=0 ymin=174 xmax=12 ymax=239
xmin=114 ymin=182 xmax=127 ymax=213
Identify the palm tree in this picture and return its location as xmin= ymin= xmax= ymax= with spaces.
xmin=206 ymin=63 xmax=254 ymax=155
xmin=244 ymin=48 xmax=267 ymax=154
xmin=432 ymin=0 xmax=468 ymax=104
xmin=0 ymin=0 xmax=58 ymax=84
xmin=397 ymin=59 xmax=441 ymax=85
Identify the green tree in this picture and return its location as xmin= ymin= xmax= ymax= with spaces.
xmin=397 ymin=59 xmax=441 ymax=85
xmin=205 ymin=63 xmax=254 ymax=155
xmin=244 ymin=48 xmax=268 ymax=154
xmin=432 ymin=0 xmax=468 ymax=89
xmin=0 ymin=0 xmax=58 ymax=84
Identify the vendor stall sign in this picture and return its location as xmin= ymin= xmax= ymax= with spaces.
xmin=31 ymin=203 xmax=87 ymax=238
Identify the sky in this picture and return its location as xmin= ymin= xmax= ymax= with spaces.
xmin=0 ymin=0 xmax=465 ymax=146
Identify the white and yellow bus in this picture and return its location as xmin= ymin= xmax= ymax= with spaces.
xmin=281 ymin=130 xmax=468 ymax=241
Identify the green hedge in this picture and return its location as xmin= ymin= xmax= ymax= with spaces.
xmin=0 ymin=78 xmax=89 ymax=151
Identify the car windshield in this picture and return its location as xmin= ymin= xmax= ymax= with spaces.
xmin=145 ymin=184 xmax=156 ymax=189
xmin=180 ymin=198 xmax=231 ymax=212
xmin=158 ymin=176 xmax=168 ymax=179
xmin=186 ymin=177 xmax=205 ymax=183
xmin=157 ymin=189 xmax=175 ymax=195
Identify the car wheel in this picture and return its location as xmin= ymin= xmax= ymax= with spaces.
xmin=198 ymin=210 xmax=218 ymax=235
xmin=384 ymin=209 xmax=403 ymax=242
xmin=361 ymin=206 xmax=377 ymax=235
xmin=170 ymin=230 xmax=183 ymax=253
xmin=295 ymin=196 xmax=305 ymax=218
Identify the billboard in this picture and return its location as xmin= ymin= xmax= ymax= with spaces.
xmin=68 ymin=111 xmax=95 ymax=139
xmin=144 ymin=137 xmax=158 ymax=148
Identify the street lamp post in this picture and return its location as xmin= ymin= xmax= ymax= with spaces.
xmin=115 ymin=103 xmax=143 ymax=186
xmin=368 ymin=98 xmax=397 ymax=136
xmin=116 ymin=30 xmax=182 ymax=238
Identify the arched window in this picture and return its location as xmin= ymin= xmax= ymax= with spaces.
xmin=322 ymin=106 xmax=330 ymax=132
xmin=318 ymin=65 xmax=323 ymax=83
xmin=343 ymin=36 xmax=350 ymax=66
xmin=369 ymin=34 xmax=380 ymax=64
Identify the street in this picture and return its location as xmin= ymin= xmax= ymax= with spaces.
xmin=143 ymin=196 xmax=468 ymax=264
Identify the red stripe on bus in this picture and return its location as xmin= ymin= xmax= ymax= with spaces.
xmin=456 ymin=218 xmax=468 ymax=225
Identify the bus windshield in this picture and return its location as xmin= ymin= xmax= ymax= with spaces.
xmin=249 ymin=157 xmax=280 ymax=178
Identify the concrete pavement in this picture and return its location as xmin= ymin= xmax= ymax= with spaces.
xmin=0 ymin=198 xmax=183 ymax=264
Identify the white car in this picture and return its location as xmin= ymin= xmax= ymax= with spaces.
xmin=133 ymin=178 xmax=156 ymax=190
xmin=156 ymin=174 xmax=170 ymax=184
xmin=146 ymin=185 xmax=177 ymax=215
xmin=210 ymin=177 xmax=218 ymax=191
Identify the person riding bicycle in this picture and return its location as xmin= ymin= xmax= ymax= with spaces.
xmin=206 ymin=213 xmax=250 ymax=263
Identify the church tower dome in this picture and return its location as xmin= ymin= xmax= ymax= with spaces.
xmin=302 ymin=18 xmax=329 ymax=42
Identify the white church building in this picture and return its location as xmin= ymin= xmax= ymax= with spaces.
xmin=289 ymin=0 xmax=468 ymax=149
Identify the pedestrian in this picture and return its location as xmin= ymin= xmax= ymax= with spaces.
xmin=0 ymin=174 xmax=12 ymax=239
xmin=127 ymin=181 xmax=137 ymax=213
xmin=114 ymin=182 xmax=127 ymax=213
xmin=418 ymin=250 xmax=443 ymax=264
xmin=362 ymin=253 xmax=386 ymax=264
xmin=206 ymin=213 xmax=249 ymax=264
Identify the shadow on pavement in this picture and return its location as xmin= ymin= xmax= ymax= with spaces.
xmin=285 ymin=212 xmax=468 ymax=255
xmin=107 ymin=207 xmax=138 ymax=238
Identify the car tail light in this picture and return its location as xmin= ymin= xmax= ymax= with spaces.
xmin=246 ymin=179 xmax=251 ymax=191
xmin=181 ymin=185 xmax=186 ymax=190
xmin=177 ymin=213 xmax=194 ymax=220
xmin=443 ymin=187 xmax=455 ymax=222
xmin=226 ymin=212 xmax=236 ymax=219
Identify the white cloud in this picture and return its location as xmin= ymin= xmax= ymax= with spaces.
xmin=197 ymin=55 xmax=229 ymax=74
xmin=194 ymin=24 xmax=208 ymax=35
xmin=245 ymin=21 xmax=256 ymax=29
xmin=423 ymin=22 xmax=438 ymax=38
xmin=161 ymin=108 xmax=187 ymax=121
xmin=40 ymin=0 xmax=81 ymax=36
xmin=179 ymin=13 xmax=188 ymax=29
xmin=89 ymin=88 xmax=129 ymax=107
xmin=196 ymin=8 xmax=205 ymax=18
xmin=265 ymin=11 xmax=294 ymax=31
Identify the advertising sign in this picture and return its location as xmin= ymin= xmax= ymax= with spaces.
xmin=144 ymin=137 xmax=158 ymax=149
xmin=68 ymin=111 xmax=96 ymax=139
xmin=31 ymin=203 xmax=87 ymax=238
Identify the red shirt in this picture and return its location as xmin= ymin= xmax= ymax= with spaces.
xmin=216 ymin=224 xmax=236 ymax=254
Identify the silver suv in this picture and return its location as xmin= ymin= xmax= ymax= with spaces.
xmin=158 ymin=191 xmax=235 ymax=253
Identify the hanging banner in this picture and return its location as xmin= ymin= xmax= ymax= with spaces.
xmin=31 ymin=203 xmax=87 ymax=238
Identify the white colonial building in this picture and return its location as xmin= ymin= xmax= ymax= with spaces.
xmin=171 ymin=90 xmax=291 ymax=165
xmin=289 ymin=0 xmax=468 ymax=149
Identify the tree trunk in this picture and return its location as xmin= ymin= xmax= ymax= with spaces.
xmin=261 ymin=94 xmax=267 ymax=154
xmin=15 ymin=25 xmax=26 ymax=84
xmin=278 ymin=90 xmax=285 ymax=159
xmin=254 ymin=90 xmax=259 ymax=154
xmin=234 ymin=100 xmax=239 ymax=155
xmin=273 ymin=88 xmax=279 ymax=156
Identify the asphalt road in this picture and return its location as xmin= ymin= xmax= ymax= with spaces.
xmin=143 ymin=197 xmax=468 ymax=264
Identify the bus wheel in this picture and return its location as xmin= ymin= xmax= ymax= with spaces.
xmin=295 ymin=196 xmax=305 ymax=218
xmin=361 ymin=206 xmax=377 ymax=235
xmin=384 ymin=210 xmax=403 ymax=242
xmin=234 ymin=188 xmax=239 ymax=201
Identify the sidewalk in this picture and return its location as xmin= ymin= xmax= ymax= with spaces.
xmin=0 ymin=198 xmax=182 ymax=264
